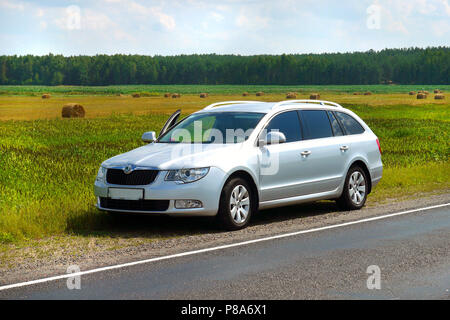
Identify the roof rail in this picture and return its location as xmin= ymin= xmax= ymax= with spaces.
xmin=272 ymin=100 xmax=344 ymax=110
xmin=203 ymin=100 xmax=264 ymax=110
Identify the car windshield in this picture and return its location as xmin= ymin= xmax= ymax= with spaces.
xmin=158 ymin=112 xmax=265 ymax=144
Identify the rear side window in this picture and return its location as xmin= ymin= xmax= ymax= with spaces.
xmin=265 ymin=111 xmax=302 ymax=142
xmin=327 ymin=111 xmax=344 ymax=136
xmin=299 ymin=110 xmax=333 ymax=140
xmin=335 ymin=112 xmax=365 ymax=135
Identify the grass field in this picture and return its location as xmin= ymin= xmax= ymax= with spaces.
xmin=0 ymin=86 xmax=449 ymax=245
xmin=1 ymin=84 xmax=449 ymax=96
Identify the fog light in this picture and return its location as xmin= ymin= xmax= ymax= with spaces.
xmin=175 ymin=200 xmax=203 ymax=209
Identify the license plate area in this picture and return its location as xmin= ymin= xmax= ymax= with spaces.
xmin=108 ymin=188 xmax=144 ymax=200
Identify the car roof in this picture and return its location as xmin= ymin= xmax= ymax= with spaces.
xmin=195 ymin=100 xmax=345 ymax=114
xmin=196 ymin=102 xmax=276 ymax=114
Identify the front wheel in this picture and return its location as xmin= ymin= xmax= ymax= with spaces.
xmin=217 ymin=177 xmax=255 ymax=231
xmin=337 ymin=166 xmax=368 ymax=210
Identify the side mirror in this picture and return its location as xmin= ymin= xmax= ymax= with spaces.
xmin=142 ymin=131 xmax=156 ymax=143
xmin=259 ymin=131 xmax=286 ymax=146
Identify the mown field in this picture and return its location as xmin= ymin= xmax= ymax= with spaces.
xmin=0 ymin=86 xmax=449 ymax=245
xmin=1 ymin=84 xmax=450 ymax=96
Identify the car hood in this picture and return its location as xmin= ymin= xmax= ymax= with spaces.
xmin=102 ymin=142 xmax=243 ymax=170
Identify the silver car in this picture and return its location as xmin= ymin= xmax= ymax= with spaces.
xmin=94 ymin=100 xmax=383 ymax=230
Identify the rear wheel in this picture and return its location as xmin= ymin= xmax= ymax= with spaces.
xmin=217 ymin=177 xmax=255 ymax=230
xmin=337 ymin=166 xmax=368 ymax=210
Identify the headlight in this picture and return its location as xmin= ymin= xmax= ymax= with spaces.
xmin=96 ymin=166 xmax=107 ymax=183
xmin=165 ymin=167 xmax=209 ymax=183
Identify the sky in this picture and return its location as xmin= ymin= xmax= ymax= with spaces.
xmin=0 ymin=0 xmax=449 ymax=56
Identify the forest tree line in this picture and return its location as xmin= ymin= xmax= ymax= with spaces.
xmin=0 ymin=47 xmax=448 ymax=86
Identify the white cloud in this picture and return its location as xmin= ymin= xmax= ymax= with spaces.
xmin=441 ymin=0 xmax=450 ymax=15
xmin=127 ymin=1 xmax=176 ymax=30
xmin=0 ymin=0 xmax=24 ymax=10
xmin=211 ymin=12 xmax=224 ymax=22
xmin=39 ymin=20 xmax=47 ymax=30
xmin=236 ymin=11 xmax=269 ymax=30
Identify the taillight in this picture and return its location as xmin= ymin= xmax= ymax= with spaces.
xmin=376 ymin=138 xmax=382 ymax=155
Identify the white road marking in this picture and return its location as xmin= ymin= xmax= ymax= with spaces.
xmin=0 ymin=202 xmax=449 ymax=292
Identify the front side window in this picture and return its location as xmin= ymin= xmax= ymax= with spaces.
xmin=265 ymin=111 xmax=302 ymax=143
xmin=158 ymin=112 xmax=265 ymax=144
xmin=300 ymin=110 xmax=333 ymax=140
xmin=335 ymin=112 xmax=365 ymax=135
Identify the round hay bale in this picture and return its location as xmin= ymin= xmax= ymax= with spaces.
xmin=310 ymin=93 xmax=320 ymax=100
xmin=199 ymin=93 xmax=208 ymax=98
xmin=172 ymin=93 xmax=180 ymax=98
xmin=417 ymin=93 xmax=427 ymax=99
xmin=132 ymin=93 xmax=141 ymax=98
xmin=364 ymin=92 xmax=372 ymax=96
xmin=434 ymin=94 xmax=445 ymax=100
xmin=434 ymin=89 xmax=440 ymax=94
xmin=256 ymin=91 xmax=264 ymax=96
xmin=42 ymin=93 xmax=51 ymax=99
xmin=116 ymin=93 xmax=124 ymax=97
xmin=423 ymin=91 xmax=429 ymax=95
xmin=353 ymin=92 xmax=361 ymax=95
xmin=164 ymin=93 xmax=171 ymax=98
xmin=409 ymin=91 xmax=416 ymax=95
xmin=62 ymin=103 xmax=85 ymax=118
xmin=242 ymin=92 xmax=249 ymax=96
xmin=286 ymin=92 xmax=297 ymax=99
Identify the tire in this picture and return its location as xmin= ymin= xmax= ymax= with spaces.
xmin=217 ymin=177 xmax=255 ymax=231
xmin=337 ymin=166 xmax=368 ymax=210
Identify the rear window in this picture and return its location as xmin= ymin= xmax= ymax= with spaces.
xmin=327 ymin=111 xmax=344 ymax=136
xmin=335 ymin=112 xmax=365 ymax=135
xmin=299 ymin=110 xmax=333 ymax=140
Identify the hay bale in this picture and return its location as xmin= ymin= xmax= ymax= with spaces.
xmin=199 ymin=93 xmax=208 ymax=98
xmin=416 ymin=93 xmax=427 ymax=99
xmin=62 ymin=103 xmax=85 ymax=118
xmin=242 ymin=92 xmax=249 ymax=96
xmin=116 ymin=93 xmax=124 ymax=97
xmin=132 ymin=93 xmax=140 ymax=98
xmin=172 ymin=93 xmax=180 ymax=98
xmin=409 ymin=91 xmax=416 ymax=95
xmin=42 ymin=93 xmax=51 ymax=99
xmin=164 ymin=93 xmax=171 ymax=98
xmin=434 ymin=94 xmax=445 ymax=100
xmin=309 ymin=93 xmax=320 ymax=100
xmin=286 ymin=92 xmax=297 ymax=99
xmin=423 ymin=91 xmax=429 ymax=95
xmin=364 ymin=92 xmax=372 ymax=96
xmin=353 ymin=92 xmax=361 ymax=95
xmin=256 ymin=91 xmax=264 ymax=96
xmin=434 ymin=89 xmax=440 ymax=94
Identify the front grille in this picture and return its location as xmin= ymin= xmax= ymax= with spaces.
xmin=100 ymin=197 xmax=170 ymax=211
xmin=106 ymin=169 xmax=158 ymax=185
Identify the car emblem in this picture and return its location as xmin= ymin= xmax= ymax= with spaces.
xmin=123 ymin=164 xmax=134 ymax=175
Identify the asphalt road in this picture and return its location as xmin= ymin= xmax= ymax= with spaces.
xmin=1 ymin=205 xmax=449 ymax=299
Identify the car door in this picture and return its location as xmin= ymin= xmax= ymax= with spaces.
xmin=159 ymin=109 xmax=181 ymax=137
xmin=295 ymin=109 xmax=349 ymax=195
xmin=258 ymin=110 xmax=305 ymax=202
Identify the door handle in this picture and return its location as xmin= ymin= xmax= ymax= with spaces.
xmin=301 ymin=150 xmax=312 ymax=157
xmin=340 ymin=145 xmax=349 ymax=151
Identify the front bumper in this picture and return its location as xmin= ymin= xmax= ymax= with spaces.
xmin=94 ymin=167 xmax=226 ymax=216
